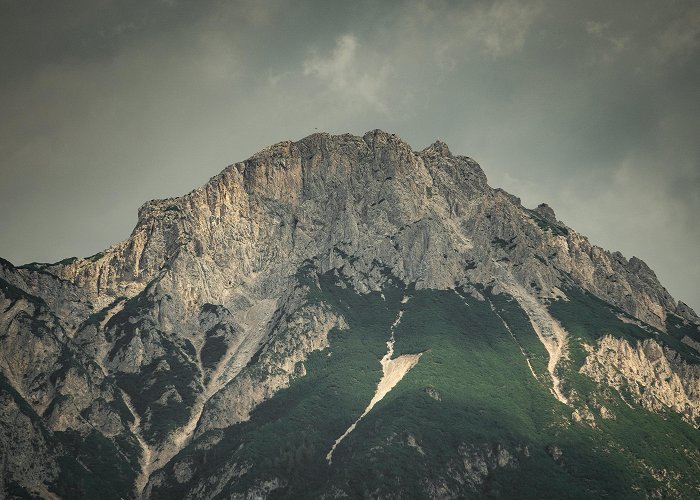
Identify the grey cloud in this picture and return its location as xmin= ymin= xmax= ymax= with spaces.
xmin=302 ymin=34 xmax=393 ymax=111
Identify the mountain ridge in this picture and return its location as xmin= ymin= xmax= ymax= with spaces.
xmin=1 ymin=129 xmax=700 ymax=498
xmin=4 ymin=129 xmax=695 ymax=328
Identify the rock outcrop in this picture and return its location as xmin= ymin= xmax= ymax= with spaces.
xmin=8 ymin=131 xmax=694 ymax=329
xmin=582 ymin=336 xmax=700 ymax=426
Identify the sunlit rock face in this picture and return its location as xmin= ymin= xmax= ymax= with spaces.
xmin=1 ymin=130 xmax=699 ymax=499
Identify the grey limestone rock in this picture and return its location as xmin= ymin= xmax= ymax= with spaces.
xmin=1 ymin=129 xmax=698 ymax=497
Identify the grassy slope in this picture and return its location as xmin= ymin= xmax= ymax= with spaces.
xmin=151 ymin=267 xmax=399 ymax=497
xmin=549 ymin=287 xmax=700 ymax=497
xmin=150 ymin=271 xmax=700 ymax=498
xmin=327 ymin=288 xmax=640 ymax=499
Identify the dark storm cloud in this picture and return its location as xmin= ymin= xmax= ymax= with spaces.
xmin=1 ymin=0 xmax=205 ymax=78
xmin=0 ymin=0 xmax=698 ymax=310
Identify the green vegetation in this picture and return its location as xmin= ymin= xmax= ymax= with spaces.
xmin=201 ymin=334 xmax=228 ymax=370
xmin=149 ymin=271 xmax=700 ymax=498
xmin=78 ymin=296 xmax=126 ymax=331
xmin=667 ymin=312 xmax=700 ymax=346
xmin=18 ymin=256 xmax=78 ymax=270
xmin=1 ymin=371 xmax=139 ymax=500
xmin=53 ymin=430 xmax=137 ymax=500
xmin=152 ymin=267 xmax=401 ymax=498
xmin=8 ymin=257 xmax=694 ymax=497
xmin=104 ymin=287 xmax=156 ymax=339
xmin=117 ymin=346 xmax=199 ymax=444
xmin=525 ymin=209 xmax=569 ymax=237
xmin=0 ymin=277 xmax=48 ymax=309
xmin=199 ymin=304 xmax=237 ymax=371
xmin=105 ymin=284 xmax=201 ymax=443
xmin=4 ymin=480 xmax=39 ymax=499
xmin=485 ymin=288 xmax=550 ymax=377
xmin=85 ymin=251 xmax=105 ymax=262
xmin=0 ymin=373 xmax=46 ymax=435
xmin=491 ymin=236 xmax=516 ymax=250
xmin=17 ymin=262 xmax=47 ymax=271
xmin=549 ymin=287 xmax=700 ymax=366
xmin=332 ymin=287 xmax=570 ymax=498
xmin=548 ymin=287 xmax=700 ymax=496
xmin=56 ymin=256 xmax=78 ymax=265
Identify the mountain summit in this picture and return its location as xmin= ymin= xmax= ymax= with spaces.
xmin=2 ymin=130 xmax=699 ymax=498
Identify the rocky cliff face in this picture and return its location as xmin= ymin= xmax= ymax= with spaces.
xmin=582 ymin=335 xmax=700 ymax=426
xmin=13 ymin=131 xmax=693 ymax=326
xmin=1 ymin=130 xmax=699 ymax=498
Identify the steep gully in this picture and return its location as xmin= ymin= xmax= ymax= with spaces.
xmin=129 ymin=299 xmax=278 ymax=497
xmin=502 ymin=282 xmax=569 ymax=405
xmin=326 ymin=296 xmax=422 ymax=464
xmin=128 ymin=282 xmax=567 ymax=491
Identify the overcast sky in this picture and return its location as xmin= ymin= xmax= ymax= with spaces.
xmin=1 ymin=0 xmax=698 ymax=310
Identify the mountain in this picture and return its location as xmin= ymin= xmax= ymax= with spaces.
xmin=1 ymin=129 xmax=699 ymax=499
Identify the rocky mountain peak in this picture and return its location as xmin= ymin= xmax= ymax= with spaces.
xmin=7 ymin=130 xmax=697 ymax=329
xmin=421 ymin=139 xmax=453 ymax=157
xmin=678 ymin=300 xmax=699 ymax=320
xmin=628 ymin=255 xmax=655 ymax=276
xmin=534 ymin=203 xmax=557 ymax=223
xmin=2 ymin=129 xmax=700 ymax=498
